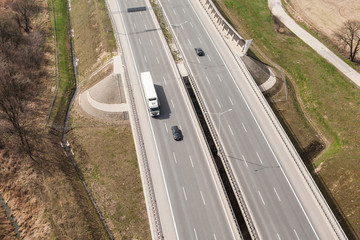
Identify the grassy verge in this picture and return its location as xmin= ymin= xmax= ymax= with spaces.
xmin=68 ymin=115 xmax=151 ymax=239
xmin=67 ymin=0 xmax=150 ymax=238
xmin=214 ymin=0 xmax=360 ymax=237
xmin=47 ymin=0 xmax=75 ymax=128
xmin=70 ymin=0 xmax=116 ymax=83
xmin=150 ymin=0 xmax=180 ymax=61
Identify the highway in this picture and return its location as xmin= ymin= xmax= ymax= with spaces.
xmin=108 ymin=0 xmax=241 ymax=239
xmin=158 ymin=0 xmax=346 ymax=239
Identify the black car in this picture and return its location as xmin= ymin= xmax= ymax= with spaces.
xmin=195 ymin=47 xmax=204 ymax=56
xmin=171 ymin=125 xmax=183 ymax=141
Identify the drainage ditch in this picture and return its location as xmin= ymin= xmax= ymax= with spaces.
xmin=0 ymin=194 xmax=20 ymax=238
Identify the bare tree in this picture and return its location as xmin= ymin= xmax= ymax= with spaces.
xmin=334 ymin=20 xmax=360 ymax=62
xmin=0 ymin=59 xmax=36 ymax=161
xmin=10 ymin=0 xmax=40 ymax=33
xmin=0 ymin=10 xmax=22 ymax=45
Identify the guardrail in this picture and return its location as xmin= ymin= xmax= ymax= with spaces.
xmin=197 ymin=1 xmax=346 ymax=238
xmin=105 ymin=0 xmax=164 ymax=239
xmin=199 ymin=0 xmax=245 ymax=48
xmin=154 ymin=1 xmax=249 ymax=239
xmin=236 ymin=57 xmax=347 ymax=239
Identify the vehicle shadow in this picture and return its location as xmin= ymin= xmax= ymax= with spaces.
xmin=154 ymin=84 xmax=171 ymax=120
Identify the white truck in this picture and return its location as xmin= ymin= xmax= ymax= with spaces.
xmin=140 ymin=72 xmax=160 ymax=117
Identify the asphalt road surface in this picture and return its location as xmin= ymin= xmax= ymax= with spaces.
xmin=109 ymin=0 xmax=241 ymax=239
xmin=159 ymin=0 xmax=346 ymax=239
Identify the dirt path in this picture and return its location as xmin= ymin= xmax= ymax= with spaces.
xmin=285 ymin=0 xmax=360 ymax=39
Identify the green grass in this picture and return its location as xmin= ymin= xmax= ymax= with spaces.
xmin=47 ymin=0 xmax=75 ymax=129
xmin=216 ymin=0 xmax=360 ymax=237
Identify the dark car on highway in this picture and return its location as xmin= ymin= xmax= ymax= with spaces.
xmin=195 ymin=47 xmax=204 ymax=56
xmin=171 ymin=125 xmax=183 ymax=141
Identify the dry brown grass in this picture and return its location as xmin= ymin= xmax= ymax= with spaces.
xmin=1 ymin=0 xmax=114 ymax=238
xmin=70 ymin=0 xmax=116 ymax=82
xmin=68 ymin=112 xmax=151 ymax=239
xmin=67 ymin=0 xmax=150 ymax=237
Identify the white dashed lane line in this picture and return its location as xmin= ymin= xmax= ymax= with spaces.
xmin=194 ymin=228 xmax=198 ymax=240
xmin=258 ymin=190 xmax=265 ymax=205
xmin=173 ymin=152 xmax=177 ymax=164
xmin=164 ymin=122 xmax=168 ymax=133
xmin=228 ymin=96 xmax=234 ymax=105
xmin=242 ymin=122 xmax=247 ymax=132
xmin=216 ymin=99 xmax=221 ymax=108
xmin=200 ymin=191 xmax=206 ymax=205
xmin=294 ymin=229 xmax=300 ymax=240
xmin=242 ymin=154 xmax=248 ymax=167
xmin=256 ymin=152 xmax=263 ymax=164
xmin=274 ymin=187 xmax=281 ymax=202
xmin=228 ymin=125 xmax=234 ymax=135
xmin=189 ymin=155 xmax=194 ymax=168
xmin=183 ymin=187 xmax=188 ymax=201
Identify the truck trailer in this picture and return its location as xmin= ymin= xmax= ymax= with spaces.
xmin=140 ymin=72 xmax=160 ymax=117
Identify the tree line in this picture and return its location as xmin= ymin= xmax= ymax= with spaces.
xmin=0 ymin=0 xmax=43 ymax=161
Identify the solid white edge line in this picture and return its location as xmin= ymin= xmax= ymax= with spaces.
xmin=115 ymin=1 xmax=180 ymax=239
xmin=185 ymin=0 xmax=319 ymax=237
